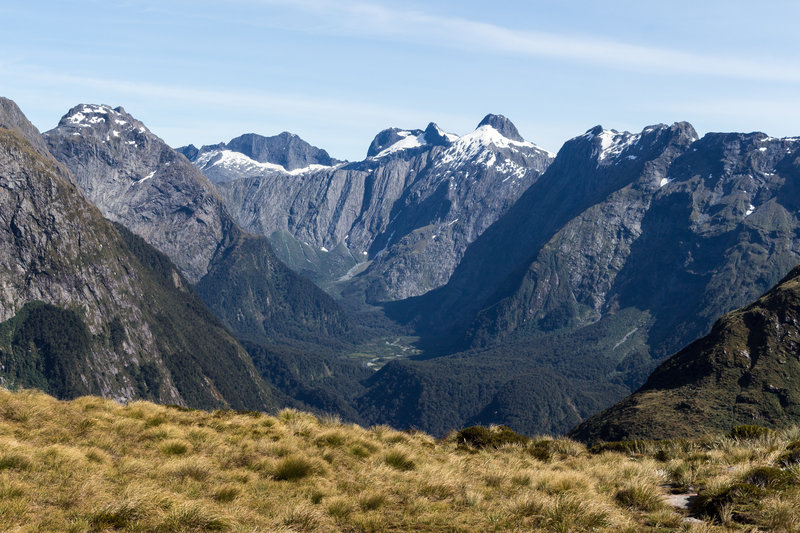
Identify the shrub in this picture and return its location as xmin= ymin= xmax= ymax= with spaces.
xmin=529 ymin=439 xmax=552 ymax=462
xmin=693 ymin=482 xmax=766 ymax=523
xmin=741 ymin=466 xmax=793 ymax=490
xmin=729 ymin=425 xmax=772 ymax=440
xmin=455 ymin=425 xmax=528 ymax=450
xmin=777 ymin=440 xmax=800 ymax=466
xmin=588 ymin=439 xmax=653 ymax=455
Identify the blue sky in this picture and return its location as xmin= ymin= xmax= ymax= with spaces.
xmin=2 ymin=0 xmax=799 ymax=160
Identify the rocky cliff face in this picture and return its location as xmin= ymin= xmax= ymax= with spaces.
xmin=0 ymin=98 xmax=279 ymax=411
xmin=191 ymin=115 xmax=553 ymax=300
xmin=44 ymin=105 xmax=360 ymax=349
xmin=44 ymin=105 xmax=230 ymax=284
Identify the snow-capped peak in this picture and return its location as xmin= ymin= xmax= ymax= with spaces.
xmin=53 ymin=104 xmax=151 ymax=142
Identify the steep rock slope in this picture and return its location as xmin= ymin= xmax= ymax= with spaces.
xmin=44 ymin=104 xmax=359 ymax=349
xmin=193 ymin=115 xmax=553 ymax=299
xmin=373 ymin=124 xmax=800 ymax=435
xmin=0 ymin=98 xmax=278 ymax=410
xmin=571 ymin=264 xmax=800 ymax=442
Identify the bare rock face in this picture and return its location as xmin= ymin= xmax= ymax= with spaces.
xmin=44 ymin=104 xmax=227 ymax=283
xmin=192 ymin=115 xmax=554 ymax=300
xmin=0 ymin=98 xmax=278 ymax=411
xmin=44 ymin=104 xmax=359 ymax=348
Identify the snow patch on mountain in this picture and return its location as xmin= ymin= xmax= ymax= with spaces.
xmin=585 ymin=129 xmax=641 ymax=161
xmin=195 ymin=149 xmax=334 ymax=176
xmin=373 ymin=131 xmax=427 ymax=158
xmin=437 ymin=126 xmax=550 ymax=168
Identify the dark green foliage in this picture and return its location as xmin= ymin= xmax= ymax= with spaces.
xmin=108 ymin=317 xmax=125 ymax=350
xmin=356 ymin=349 xmax=624 ymax=437
xmin=0 ymin=302 xmax=92 ymax=398
xmin=134 ymin=362 xmax=162 ymax=399
xmin=243 ymin=340 xmax=369 ymax=422
xmin=115 ymin=224 xmax=279 ymax=412
xmin=195 ymin=233 xmax=362 ymax=350
xmin=571 ymin=265 xmax=800 ymax=442
xmin=729 ymin=425 xmax=773 ymax=440
xmin=455 ymin=425 xmax=529 ymax=450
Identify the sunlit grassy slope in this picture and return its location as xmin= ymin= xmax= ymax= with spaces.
xmin=2 ymin=388 xmax=800 ymax=532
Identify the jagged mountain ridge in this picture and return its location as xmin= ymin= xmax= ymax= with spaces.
xmin=570 ymin=263 xmax=800 ymax=443
xmin=189 ymin=114 xmax=553 ymax=300
xmin=0 ymin=98 xmax=279 ymax=410
xmin=368 ymin=122 xmax=800 ymax=435
xmin=178 ymin=131 xmax=340 ymax=183
xmin=44 ymin=104 xmax=360 ymax=351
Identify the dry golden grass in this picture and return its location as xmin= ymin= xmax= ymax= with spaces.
xmin=0 ymin=388 xmax=799 ymax=531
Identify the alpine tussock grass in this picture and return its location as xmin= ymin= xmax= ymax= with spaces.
xmin=0 ymin=389 xmax=799 ymax=531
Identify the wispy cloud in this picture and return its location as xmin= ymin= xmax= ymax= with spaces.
xmin=3 ymin=65 xmax=457 ymax=124
xmin=233 ymin=0 xmax=800 ymax=84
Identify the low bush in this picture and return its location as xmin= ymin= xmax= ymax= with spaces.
xmin=729 ymin=425 xmax=772 ymax=440
xmin=455 ymin=425 xmax=529 ymax=450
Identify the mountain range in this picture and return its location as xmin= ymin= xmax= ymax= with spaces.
xmin=179 ymin=114 xmax=553 ymax=302
xmin=3 ymin=94 xmax=800 ymax=441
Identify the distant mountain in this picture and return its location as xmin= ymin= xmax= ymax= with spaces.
xmin=190 ymin=115 xmax=553 ymax=300
xmin=570 ymin=264 xmax=800 ymax=442
xmin=370 ymin=122 xmax=800 ymax=435
xmin=0 ymin=97 xmax=279 ymax=411
xmin=178 ymin=131 xmax=341 ymax=183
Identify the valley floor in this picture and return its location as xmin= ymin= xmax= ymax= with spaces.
xmin=1 ymin=388 xmax=799 ymax=532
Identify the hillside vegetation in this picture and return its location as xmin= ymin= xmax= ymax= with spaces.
xmin=572 ymin=265 xmax=800 ymax=444
xmin=2 ymin=389 xmax=800 ymax=531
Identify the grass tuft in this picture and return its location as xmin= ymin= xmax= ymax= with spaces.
xmin=273 ymin=456 xmax=315 ymax=481
xmin=383 ymin=450 xmax=415 ymax=471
